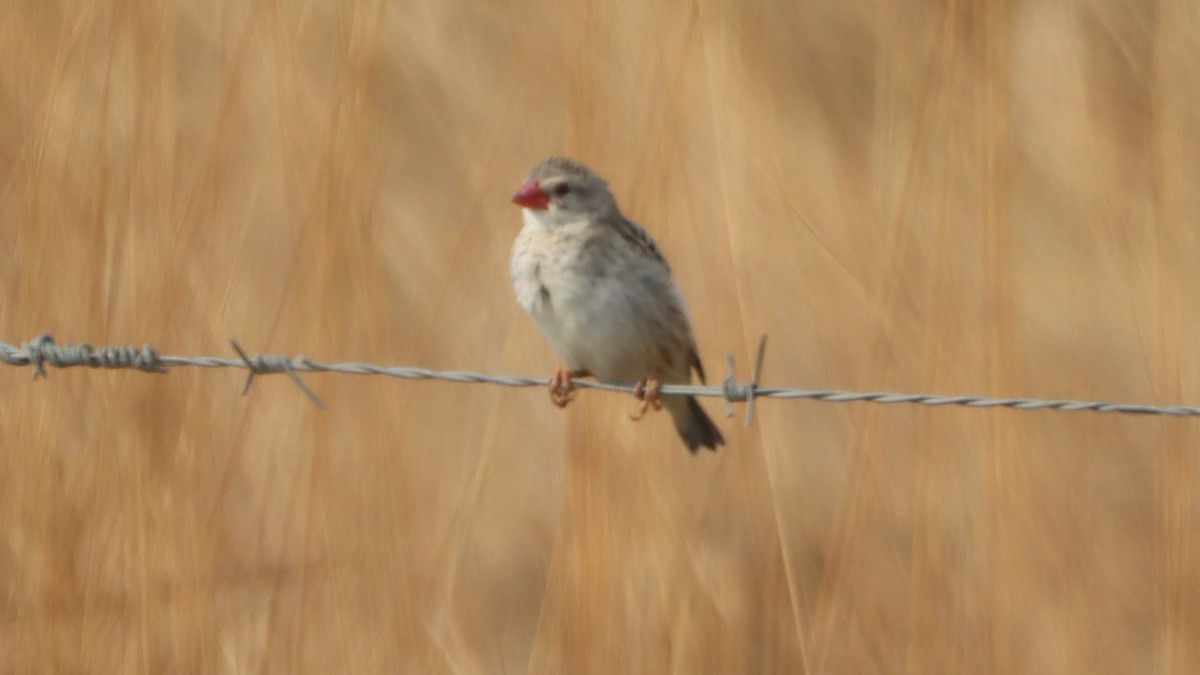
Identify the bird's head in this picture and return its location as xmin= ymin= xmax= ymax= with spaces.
xmin=512 ymin=156 xmax=618 ymax=225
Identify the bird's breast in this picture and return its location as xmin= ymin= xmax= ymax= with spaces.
xmin=510 ymin=226 xmax=564 ymax=314
xmin=509 ymin=220 xmax=690 ymax=381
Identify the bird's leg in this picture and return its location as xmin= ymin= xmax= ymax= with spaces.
xmin=549 ymin=368 xmax=591 ymax=408
xmin=630 ymin=376 xmax=664 ymax=420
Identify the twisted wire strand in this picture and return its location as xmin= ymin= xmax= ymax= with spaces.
xmin=4 ymin=334 xmax=1200 ymax=419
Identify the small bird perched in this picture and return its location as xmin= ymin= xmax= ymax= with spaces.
xmin=509 ymin=156 xmax=725 ymax=452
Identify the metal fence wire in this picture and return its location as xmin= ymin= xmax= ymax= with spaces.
xmin=5 ymin=334 xmax=1200 ymax=425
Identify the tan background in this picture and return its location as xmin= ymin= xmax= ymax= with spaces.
xmin=3 ymin=1 xmax=1200 ymax=672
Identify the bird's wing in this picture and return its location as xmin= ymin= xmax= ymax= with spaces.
xmin=688 ymin=346 xmax=707 ymax=384
xmin=609 ymin=215 xmax=670 ymax=272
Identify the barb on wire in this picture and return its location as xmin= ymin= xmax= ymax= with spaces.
xmin=4 ymin=334 xmax=1200 ymax=420
xmin=721 ymin=335 xmax=767 ymax=426
xmin=14 ymin=334 xmax=166 ymax=379
xmin=230 ymin=340 xmax=326 ymax=410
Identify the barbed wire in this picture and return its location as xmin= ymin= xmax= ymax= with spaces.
xmin=4 ymin=334 xmax=1200 ymax=425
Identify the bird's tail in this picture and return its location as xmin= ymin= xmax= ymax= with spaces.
xmin=666 ymin=395 xmax=725 ymax=453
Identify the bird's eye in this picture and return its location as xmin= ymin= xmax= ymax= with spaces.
xmin=552 ymin=183 xmax=571 ymax=197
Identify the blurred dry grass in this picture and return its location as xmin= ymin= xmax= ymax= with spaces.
xmin=2 ymin=0 xmax=1200 ymax=672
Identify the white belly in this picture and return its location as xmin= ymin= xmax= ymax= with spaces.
xmin=509 ymin=219 xmax=691 ymax=384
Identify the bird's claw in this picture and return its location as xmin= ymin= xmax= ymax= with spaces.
xmin=630 ymin=377 xmax=663 ymax=420
xmin=548 ymin=368 xmax=591 ymax=408
xmin=549 ymin=369 xmax=575 ymax=407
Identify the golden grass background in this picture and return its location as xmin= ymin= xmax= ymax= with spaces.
xmin=2 ymin=1 xmax=1200 ymax=672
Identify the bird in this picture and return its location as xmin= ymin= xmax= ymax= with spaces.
xmin=508 ymin=156 xmax=725 ymax=452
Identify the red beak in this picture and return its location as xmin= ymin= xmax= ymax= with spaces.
xmin=512 ymin=179 xmax=550 ymax=210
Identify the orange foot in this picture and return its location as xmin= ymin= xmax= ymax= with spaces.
xmin=549 ymin=368 xmax=591 ymax=408
xmin=630 ymin=376 xmax=663 ymax=420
